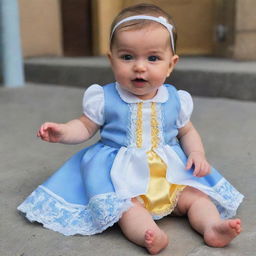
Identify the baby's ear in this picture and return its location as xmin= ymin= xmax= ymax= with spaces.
xmin=167 ymin=54 xmax=179 ymax=77
xmin=107 ymin=52 xmax=115 ymax=66
xmin=171 ymin=54 xmax=179 ymax=66
xmin=107 ymin=52 xmax=112 ymax=61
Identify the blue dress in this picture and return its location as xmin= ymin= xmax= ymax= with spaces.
xmin=18 ymin=83 xmax=244 ymax=236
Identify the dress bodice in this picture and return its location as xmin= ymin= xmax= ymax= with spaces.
xmin=100 ymin=83 xmax=181 ymax=149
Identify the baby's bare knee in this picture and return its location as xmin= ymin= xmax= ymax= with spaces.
xmin=187 ymin=187 xmax=209 ymax=200
xmin=176 ymin=186 xmax=210 ymax=214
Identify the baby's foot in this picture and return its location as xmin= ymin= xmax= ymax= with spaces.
xmin=204 ymin=219 xmax=241 ymax=247
xmin=144 ymin=229 xmax=169 ymax=255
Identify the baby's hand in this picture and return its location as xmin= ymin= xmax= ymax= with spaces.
xmin=37 ymin=122 xmax=66 ymax=143
xmin=186 ymin=151 xmax=211 ymax=177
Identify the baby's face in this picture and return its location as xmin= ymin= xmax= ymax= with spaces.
xmin=108 ymin=24 xmax=178 ymax=100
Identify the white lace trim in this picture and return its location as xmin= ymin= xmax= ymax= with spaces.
xmin=17 ymin=186 xmax=133 ymax=236
xmin=126 ymin=103 xmax=165 ymax=148
xmin=127 ymin=103 xmax=137 ymax=147
xmin=156 ymin=103 xmax=164 ymax=146
xmin=208 ymin=178 xmax=244 ymax=219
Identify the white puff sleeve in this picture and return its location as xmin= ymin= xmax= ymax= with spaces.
xmin=176 ymin=90 xmax=193 ymax=128
xmin=82 ymin=84 xmax=104 ymax=126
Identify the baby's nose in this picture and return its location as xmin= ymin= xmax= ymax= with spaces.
xmin=133 ymin=60 xmax=146 ymax=72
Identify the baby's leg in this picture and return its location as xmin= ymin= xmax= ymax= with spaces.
xmin=119 ymin=198 xmax=168 ymax=254
xmin=175 ymin=187 xmax=241 ymax=247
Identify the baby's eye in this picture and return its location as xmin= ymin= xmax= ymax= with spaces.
xmin=121 ymin=54 xmax=133 ymax=61
xmin=148 ymin=56 xmax=159 ymax=62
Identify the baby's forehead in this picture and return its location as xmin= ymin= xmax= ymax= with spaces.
xmin=112 ymin=23 xmax=171 ymax=48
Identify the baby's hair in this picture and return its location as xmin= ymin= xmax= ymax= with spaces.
xmin=109 ymin=3 xmax=177 ymax=52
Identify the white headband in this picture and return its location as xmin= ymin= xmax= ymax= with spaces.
xmin=111 ymin=15 xmax=175 ymax=53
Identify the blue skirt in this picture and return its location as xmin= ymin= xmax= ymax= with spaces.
xmin=18 ymin=142 xmax=244 ymax=236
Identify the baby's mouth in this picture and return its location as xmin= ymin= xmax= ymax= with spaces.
xmin=132 ymin=78 xmax=147 ymax=82
xmin=132 ymin=78 xmax=147 ymax=87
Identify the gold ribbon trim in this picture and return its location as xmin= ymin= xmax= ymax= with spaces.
xmin=136 ymin=102 xmax=143 ymax=148
xmin=136 ymin=102 xmax=186 ymax=215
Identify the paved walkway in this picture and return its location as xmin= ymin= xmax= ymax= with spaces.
xmin=0 ymin=84 xmax=255 ymax=256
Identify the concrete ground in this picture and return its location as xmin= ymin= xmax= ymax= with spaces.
xmin=0 ymin=83 xmax=255 ymax=256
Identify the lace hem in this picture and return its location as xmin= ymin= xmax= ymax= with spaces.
xmin=208 ymin=178 xmax=244 ymax=219
xmin=17 ymin=186 xmax=133 ymax=236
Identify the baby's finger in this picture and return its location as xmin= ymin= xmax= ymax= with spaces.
xmin=197 ymin=163 xmax=211 ymax=177
xmin=37 ymin=127 xmax=45 ymax=138
xmin=202 ymin=163 xmax=209 ymax=176
xmin=39 ymin=131 xmax=48 ymax=140
xmin=186 ymin=157 xmax=193 ymax=170
xmin=196 ymin=169 xmax=205 ymax=177
xmin=38 ymin=123 xmax=51 ymax=139
xmin=39 ymin=123 xmax=48 ymax=135
xmin=193 ymin=162 xmax=202 ymax=177
xmin=43 ymin=122 xmax=52 ymax=131
xmin=195 ymin=163 xmax=205 ymax=177
xmin=204 ymin=164 xmax=211 ymax=176
xmin=41 ymin=122 xmax=54 ymax=135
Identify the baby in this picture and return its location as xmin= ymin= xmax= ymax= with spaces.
xmin=18 ymin=3 xmax=243 ymax=255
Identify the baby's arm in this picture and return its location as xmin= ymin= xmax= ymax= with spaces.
xmin=177 ymin=121 xmax=211 ymax=177
xmin=37 ymin=114 xmax=99 ymax=144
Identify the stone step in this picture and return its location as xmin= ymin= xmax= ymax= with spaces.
xmin=24 ymin=56 xmax=256 ymax=101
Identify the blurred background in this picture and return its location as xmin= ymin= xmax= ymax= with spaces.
xmin=17 ymin=0 xmax=256 ymax=59
xmin=0 ymin=0 xmax=256 ymax=99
